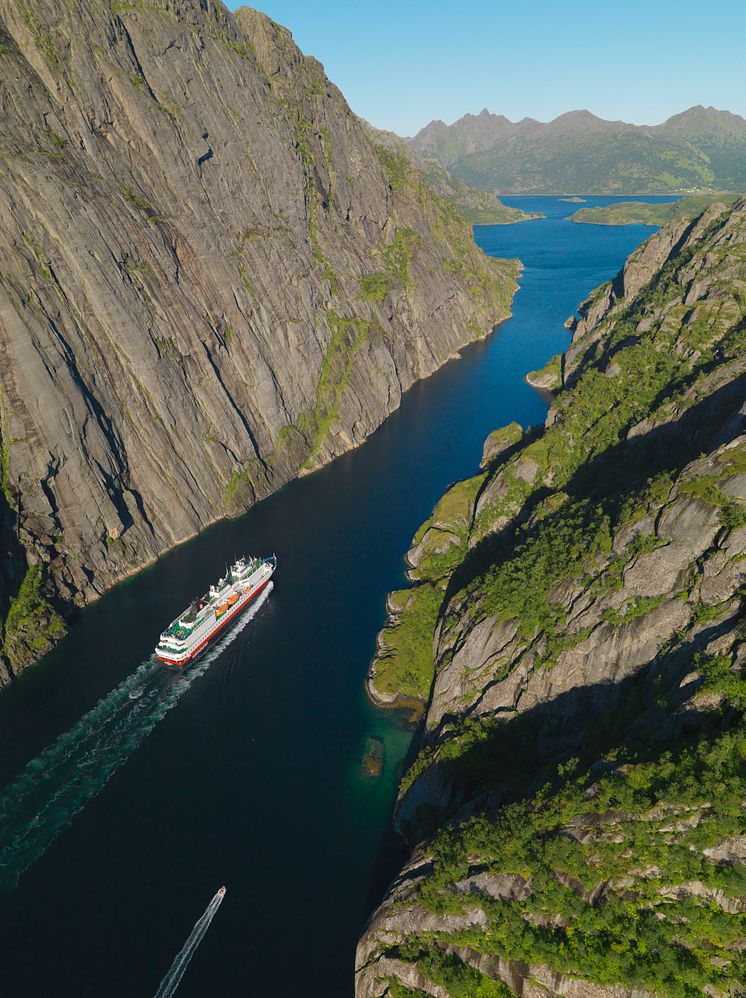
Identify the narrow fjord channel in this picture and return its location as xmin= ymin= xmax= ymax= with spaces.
xmin=0 ymin=197 xmax=672 ymax=997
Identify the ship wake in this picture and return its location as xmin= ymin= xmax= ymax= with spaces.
xmin=153 ymin=887 xmax=226 ymax=998
xmin=0 ymin=584 xmax=272 ymax=896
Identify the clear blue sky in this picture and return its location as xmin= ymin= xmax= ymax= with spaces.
xmin=227 ymin=0 xmax=746 ymax=136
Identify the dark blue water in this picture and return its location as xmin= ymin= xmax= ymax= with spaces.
xmin=0 ymin=197 xmax=665 ymax=997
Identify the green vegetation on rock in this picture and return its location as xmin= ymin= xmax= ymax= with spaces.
xmin=360 ymin=202 xmax=746 ymax=998
xmin=358 ymin=272 xmax=393 ymax=302
xmin=378 ymin=228 xmax=419 ymax=288
xmin=479 ymin=498 xmax=611 ymax=639
xmin=391 ymin=717 xmax=746 ymax=996
xmin=525 ymin=352 xmax=562 ymax=391
xmin=479 ymin=422 xmax=524 ymax=469
xmin=410 ymin=474 xmax=486 ymax=583
xmin=389 ymin=950 xmax=514 ymax=997
xmin=374 ymin=144 xmax=411 ymax=190
xmin=359 ymin=225 xmax=420 ymax=300
xmin=303 ymin=311 xmax=372 ymax=467
xmin=369 ymin=584 xmax=443 ymax=703
xmin=368 ymin=474 xmax=485 ymax=705
xmin=0 ymin=432 xmax=11 ymax=505
xmin=224 ymin=466 xmax=252 ymax=509
xmin=433 ymin=197 xmax=520 ymax=311
xmin=365 ymin=128 xmax=540 ymax=225
xmin=1 ymin=565 xmax=66 ymax=671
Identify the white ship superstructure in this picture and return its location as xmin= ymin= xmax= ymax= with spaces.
xmin=155 ymin=555 xmax=276 ymax=666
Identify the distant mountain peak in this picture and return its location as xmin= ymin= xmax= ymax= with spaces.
xmin=405 ymin=104 xmax=746 ymax=194
xmin=555 ymin=109 xmax=597 ymax=120
xmin=409 ymin=108 xmax=520 ymax=163
xmin=657 ymin=105 xmax=746 ymax=138
xmin=674 ymin=104 xmax=736 ymax=117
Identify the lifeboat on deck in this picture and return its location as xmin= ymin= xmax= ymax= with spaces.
xmin=216 ymin=592 xmax=240 ymax=616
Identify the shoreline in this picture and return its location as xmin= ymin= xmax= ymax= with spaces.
xmin=2 ymin=293 xmax=520 ymax=691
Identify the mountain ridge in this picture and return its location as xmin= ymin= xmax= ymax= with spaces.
xmin=408 ymin=105 xmax=746 ymax=194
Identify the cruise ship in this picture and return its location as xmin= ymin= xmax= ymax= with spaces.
xmin=155 ymin=555 xmax=276 ymax=666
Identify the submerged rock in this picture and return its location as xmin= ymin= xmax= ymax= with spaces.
xmin=361 ymin=736 xmax=385 ymax=779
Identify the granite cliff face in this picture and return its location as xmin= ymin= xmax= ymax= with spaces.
xmin=0 ymin=0 xmax=519 ymax=681
xmin=358 ymin=203 xmax=746 ymax=996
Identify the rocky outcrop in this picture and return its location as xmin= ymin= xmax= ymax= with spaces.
xmin=365 ymin=473 xmax=486 ymax=709
xmin=525 ymin=354 xmax=561 ymax=393
xmin=0 ymin=0 xmax=519 ymax=680
xmin=358 ymin=203 xmax=746 ymax=996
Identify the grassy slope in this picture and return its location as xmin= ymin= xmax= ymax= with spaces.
xmin=369 ymin=473 xmax=485 ymax=703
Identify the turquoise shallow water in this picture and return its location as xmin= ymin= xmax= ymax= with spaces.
xmin=0 ymin=196 xmax=671 ymax=997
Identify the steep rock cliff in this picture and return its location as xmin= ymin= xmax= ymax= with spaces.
xmin=358 ymin=203 xmax=746 ymax=996
xmin=0 ymin=0 xmax=519 ymax=680
xmin=361 ymin=123 xmax=541 ymax=226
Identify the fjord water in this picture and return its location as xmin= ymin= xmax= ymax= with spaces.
xmin=0 ymin=197 xmax=671 ymax=997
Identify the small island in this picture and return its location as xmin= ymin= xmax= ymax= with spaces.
xmin=569 ymin=192 xmax=742 ymax=225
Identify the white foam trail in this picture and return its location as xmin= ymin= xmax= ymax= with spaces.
xmin=0 ymin=585 xmax=272 ymax=894
xmin=153 ymin=887 xmax=226 ymax=998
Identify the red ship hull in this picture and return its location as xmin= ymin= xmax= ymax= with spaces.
xmin=156 ymin=576 xmax=271 ymax=667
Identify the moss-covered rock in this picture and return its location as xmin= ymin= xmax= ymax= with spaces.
xmin=358 ymin=202 xmax=746 ymax=998
xmin=367 ymin=474 xmax=486 ymax=708
xmin=1 ymin=565 xmax=66 ymax=679
xmin=525 ymin=353 xmax=562 ymax=393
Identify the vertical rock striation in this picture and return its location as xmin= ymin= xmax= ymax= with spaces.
xmin=0 ymin=0 xmax=519 ymax=680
